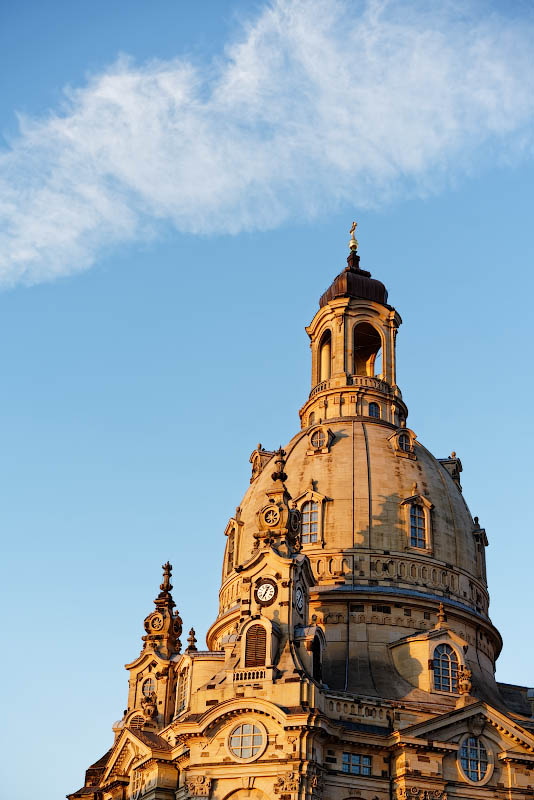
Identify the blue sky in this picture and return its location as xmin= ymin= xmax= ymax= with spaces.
xmin=1 ymin=2 xmax=533 ymax=799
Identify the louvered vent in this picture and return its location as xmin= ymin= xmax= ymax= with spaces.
xmin=245 ymin=624 xmax=267 ymax=667
xmin=129 ymin=714 xmax=144 ymax=730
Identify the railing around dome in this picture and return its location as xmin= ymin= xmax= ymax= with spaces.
xmin=310 ymin=380 xmax=327 ymax=398
xmin=309 ymin=375 xmax=390 ymax=400
xmin=348 ymin=374 xmax=389 ymax=392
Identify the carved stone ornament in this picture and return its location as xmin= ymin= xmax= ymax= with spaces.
xmin=457 ymin=665 xmax=473 ymax=695
xmin=274 ymin=772 xmax=300 ymax=794
xmin=397 ymin=790 xmax=446 ymax=800
xmin=467 ymin=713 xmax=486 ymax=737
xmin=140 ymin=691 xmax=157 ymax=718
xmin=186 ymin=776 xmax=212 ymax=797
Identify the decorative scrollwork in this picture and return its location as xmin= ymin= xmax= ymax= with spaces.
xmin=186 ymin=776 xmax=212 ymax=797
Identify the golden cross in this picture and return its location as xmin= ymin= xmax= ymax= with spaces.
xmin=350 ymin=221 xmax=357 ymax=237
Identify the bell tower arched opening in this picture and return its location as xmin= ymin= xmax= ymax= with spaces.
xmin=353 ymin=322 xmax=382 ymax=377
xmin=319 ymin=330 xmax=332 ymax=382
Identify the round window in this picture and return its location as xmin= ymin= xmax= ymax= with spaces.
xmin=311 ymin=430 xmax=326 ymax=449
xmin=142 ymin=678 xmax=156 ymax=697
xmin=459 ymin=736 xmax=489 ymax=782
xmin=228 ymin=722 xmax=264 ymax=760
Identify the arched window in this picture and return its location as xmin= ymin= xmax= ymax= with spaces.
xmin=353 ymin=323 xmax=382 ymax=376
xmin=225 ymin=529 xmax=235 ymax=576
xmin=301 ymin=500 xmax=319 ymax=544
xmin=399 ymin=433 xmax=411 ymax=451
xmin=312 ymin=635 xmax=322 ymax=681
xmin=176 ymin=668 xmax=189 ymax=713
xmin=410 ymin=504 xmax=426 ymax=548
xmin=368 ymin=402 xmax=380 ymax=419
xmin=433 ymin=644 xmax=459 ymax=692
xmin=319 ymin=330 xmax=332 ymax=382
xmin=308 ymin=412 xmax=315 ymax=426
xmin=245 ymin=624 xmax=267 ymax=667
xmin=141 ymin=677 xmax=155 ymax=697
xmin=460 ymin=736 xmax=489 ymax=782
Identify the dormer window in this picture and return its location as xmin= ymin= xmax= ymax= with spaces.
xmin=389 ymin=428 xmax=417 ymax=459
xmin=433 ymin=643 xmax=459 ymax=692
xmin=401 ymin=491 xmax=433 ymax=552
xmin=410 ymin=504 xmax=426 ymax=548
xmin=311 ymin=430 xmax=326 ymax=449
xmin=368 ymin=402 xmax=380 ymax=419
xmin=399 ymin=433 xmax=410 ymax=451
xmin=301 ymin=500 xmax=319 ymax=544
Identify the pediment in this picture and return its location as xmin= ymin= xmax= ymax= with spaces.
xmin=398 ymin=702 xmax=534 ymax=754
xmin=101 ymin=728 xmax=152 ymax=784
xmin=389 ymin=623 xmax=468 ymax=650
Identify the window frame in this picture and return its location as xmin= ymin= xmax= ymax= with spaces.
xmin=433 ymin=643 xmax=459 ymax=694
xmin=341 ymin=752 xmax=372 ymax=775
xmin=225 ymin=719 xmax=268 ymax=763
xmin=368 ymin=401 xmax=381 ymax=419
xmin=293 ymin=487 xmax=328 ymax=548
xmin=458 ymin=735 xmax=493 ymax=785
xmin=401 ymin=494 xmax=433 ymax=553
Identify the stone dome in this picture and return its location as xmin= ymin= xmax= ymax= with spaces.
xmin=232 ymin=419 xmax=488 ymax=620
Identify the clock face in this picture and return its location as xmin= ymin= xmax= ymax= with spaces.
xmin=254 ymin=579 xmax=277 ymax=606
xmin=295 ymin=586 xmax=304 ymax=613
xmin=151 ymin=614 xmax=163 ymax=630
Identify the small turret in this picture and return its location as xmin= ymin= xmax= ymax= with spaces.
xmin=142 ymin=561 xmax=183 ymax=658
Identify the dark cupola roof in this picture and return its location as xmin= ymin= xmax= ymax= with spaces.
xmin=319 ymin=250 xmax=388 ymax=307
xmin=319 ymin=222 xmax=388 ymax=307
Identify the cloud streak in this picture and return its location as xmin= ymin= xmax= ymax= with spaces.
xmin=1 ymin=0 xmax=534 ymax=285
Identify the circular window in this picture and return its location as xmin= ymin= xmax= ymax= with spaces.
xmin=459 ymin=736 xmax=489 ymax=782
xmin=142 ymin=678 xmax=156 ymax=697
xmin=228 ymin=722 xmax=264 ymax=760
xmin=311 ymin=429 xmax=326 ymax=449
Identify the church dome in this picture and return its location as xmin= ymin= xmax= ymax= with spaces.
xmin=212 ymin=230 xmax=500 ymax=701
xmin=229 ymin=420 xmax=486 ymax=619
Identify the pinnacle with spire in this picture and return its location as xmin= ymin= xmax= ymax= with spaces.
xmin=142 ymin=562 xmax=183 ymax=658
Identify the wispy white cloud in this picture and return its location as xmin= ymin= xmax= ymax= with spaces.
xmin=1 ymin=0 xmax=534 ymax=285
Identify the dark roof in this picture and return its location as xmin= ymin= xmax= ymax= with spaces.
xmin=87 ymin=749 xmax=113 ymax=771
xmin=319 ymin=252 xmax=388 ymax=308
xmin=498 ymin=682 xmax=532 ymax=717
xmin=134 ymin=729 xmax=172 ymax=750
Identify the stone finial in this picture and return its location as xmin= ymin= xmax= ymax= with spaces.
xmin=186 ymin=628 xmax=198 ymax=653
xmin=437 ymin=602 xmax=446 ymax=625
xmin=450 ymin=451 xmax=456 ymax=458
xmin=349 ymin=220 xmax=358 ymax=252
xmin=458 ymin=665 xmax=473 ymax=695
xmin=411 ymin=481 xmax=418 ymax=496
xmin=155 ymin=561 xmax=175 ymax=609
